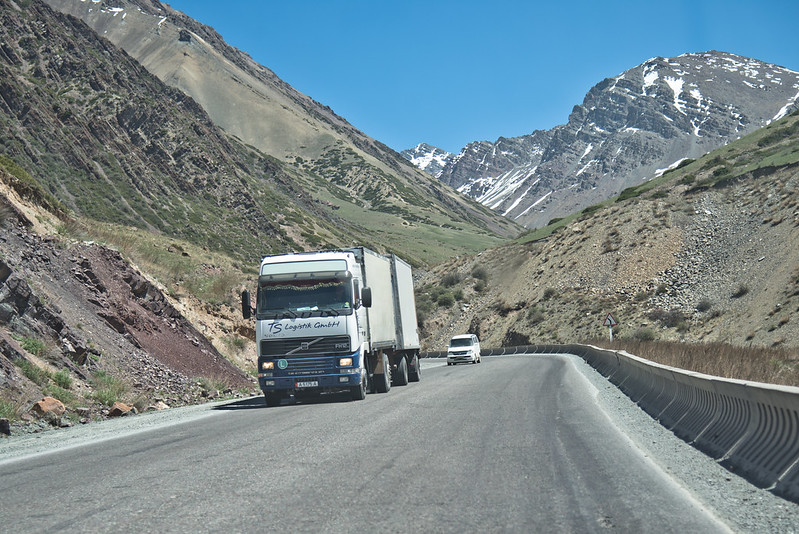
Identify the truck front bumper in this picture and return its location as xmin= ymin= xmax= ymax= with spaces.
xmin=259 ymin=371 xmax=363 ymax=392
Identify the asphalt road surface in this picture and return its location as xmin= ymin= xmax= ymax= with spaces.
xmin=0 ymin=355 xmax=748 ymax=532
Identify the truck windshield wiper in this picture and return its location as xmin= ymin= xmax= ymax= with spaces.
xmin=259 ymin=309 xmax=298 ymax=319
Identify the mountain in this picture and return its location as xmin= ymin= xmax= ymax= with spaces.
xmin=401 ymin=143 xmax=455 ymax=177
xmin=40 ymin=0 xmax=519 ymax=266
xmin=417 ymin=107 xmax=799 ymax=359
xmin=412 ymin=52 xmax=799 ymax=229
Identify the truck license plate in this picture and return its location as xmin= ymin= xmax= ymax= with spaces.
xmin=295 ymin=380 xmax=318 ymax=388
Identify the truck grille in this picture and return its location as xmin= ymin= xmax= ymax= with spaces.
xmin=260 ymin=335 xmax=351 ymax=358
xmin=284 ymin=358 xmax=329 ymax=375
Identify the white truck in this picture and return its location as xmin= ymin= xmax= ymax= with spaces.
xmin=241 ymin=247 xmax=421 ymax=406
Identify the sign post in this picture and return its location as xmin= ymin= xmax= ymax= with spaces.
xmin=603 ymin=313 xmax=618 ymax=341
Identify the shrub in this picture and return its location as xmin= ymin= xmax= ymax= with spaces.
xmin=44 ymin=385 xmax=76 ymax=405
xmin=436 ymin=292 xmax=455 ymax=307
xmin=527 ymin=307 xmax=545 ymax=324
xmin=648 ymin=308 xmax=686 ymax=328
xmin=732 ymin=284 xmax=749 ymax=298
xmin=581 ymin=204 xmax=603 ymax=216
xmin=712 ymin=166 xmax=731 ymax=178
xmin=90 ymin=370 xmax=127 ymax=407
xmin=0 ymin=399 xmax=17 ymax=419
xmin=14 ymin=359 xmax=50 ymax=385
xmin=53 ymin=369 xmax=73 ymax=389
xmin=541 ymin=288 xmax=558 ymax=301
xmin=473 ymin=279 xmax=486 ymax=293
xmin=617 ymin=187 xmax=642 ymax=202
xmin=696 ymin=299 xmax=713 ymax=313
xmin=471 ymin=266 xmax=488 ymax=282
xmin=20 ymin=337 xmax=46 ymax=357
xmin=441 ymin=272 xmax=461 ymax=287
xmin=632 ymin=327 xmax=656 ymax=341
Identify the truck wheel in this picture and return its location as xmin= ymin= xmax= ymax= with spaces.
xmin=409 ymin=355 xmax=421 ymax=382
xmin=350 ymin=376 xmax=366 ymax=401
xmin=375 ymin=353 xmax=391 ymax=393
xmin=393 ymin=356 xmax=409 ymax=386
xmin=264 ymin=392 xmax=281 ymax=407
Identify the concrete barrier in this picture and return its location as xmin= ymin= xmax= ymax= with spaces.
xmin=421 ymin=344 xmax=799 ymax=503
xmin=566 ymin=344 xmax=799 ymax=504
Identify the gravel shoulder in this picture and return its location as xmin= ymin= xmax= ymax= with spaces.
xmin=569 ymin=353 xmax=799 ymax=533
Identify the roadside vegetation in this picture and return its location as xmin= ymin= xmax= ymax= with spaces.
xmin=587 ymin=339 xmax=799 ymax=387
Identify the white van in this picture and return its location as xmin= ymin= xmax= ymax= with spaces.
xmin=447 ymin=334 xmax=481 ymax=365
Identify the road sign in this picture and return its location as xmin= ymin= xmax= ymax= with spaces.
xmin=603 ymin=313 xmax=618 ymax=327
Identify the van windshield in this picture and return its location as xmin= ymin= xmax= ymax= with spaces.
xmin=449 ymin=337 xmax=475 ymax=347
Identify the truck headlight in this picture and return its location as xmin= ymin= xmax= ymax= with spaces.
xmin=261 ymin=361 xmax=274 ymax=371
xmin=339 ymin=357 xmax=353 ymax=367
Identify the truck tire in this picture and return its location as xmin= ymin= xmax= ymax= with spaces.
xmin=409 ymin=355 xmax=421 ymax=382
xmin=375 ymin=352 xmax=391 ymax=393
xmin=264 ymin=392 xmax=281 ymax=407
xmin=393 ymin=356 xmax=409 ymax=386
xmin=351 ymin=375 xmax=367 ymax=400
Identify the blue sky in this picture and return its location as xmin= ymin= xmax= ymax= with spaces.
xmin=165 ymin=0 xmax=799 ymax=154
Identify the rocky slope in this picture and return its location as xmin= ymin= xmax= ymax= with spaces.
xmin=0 ymin=171 xmax=255 ymax=435
xmin=412 ymin=52 xmax=799 ymax=230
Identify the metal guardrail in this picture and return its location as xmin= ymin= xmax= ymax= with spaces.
xmin=421 ymin=344 xmax=799 ymax=503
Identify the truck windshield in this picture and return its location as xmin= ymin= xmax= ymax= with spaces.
xmin=256 ymin=276 xmax=353 ymax=318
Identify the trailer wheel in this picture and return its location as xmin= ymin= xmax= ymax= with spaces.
xmin=375 ymin=352 xmax=391 ymax=393
xmin=409 ymin=354 xmax=421 ymax=382
xmin=393 ymin=356 xmax=409 ymax=386
xmin=264 ymin=392 xmax=281 ymax=407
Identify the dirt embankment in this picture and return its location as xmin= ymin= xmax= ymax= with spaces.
xmin=0 ymin=191 xmax=255 ymax=435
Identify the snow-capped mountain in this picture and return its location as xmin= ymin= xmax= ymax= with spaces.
xmin=410 ymin=51 xmax=799 ymax=228
xmin=400 ymin=143 xmax=455 ymax=177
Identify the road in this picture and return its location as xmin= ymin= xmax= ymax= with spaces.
xmin=1 ymin=355 xmax=734 ymax=533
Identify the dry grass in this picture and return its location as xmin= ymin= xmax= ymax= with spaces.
xmin=586 ymin=339 xmax=799 ymax=387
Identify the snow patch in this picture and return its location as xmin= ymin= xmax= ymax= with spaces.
xmin=772 ymin=90 xmax=799 ymax=122
xmin=654 ymin=158 xmax=688 ymax=177
xmin=664 ymin=76 xmax=687 ymax=115
xmin=643 ymin=69 xmax=659 ymax=93
xmin=515 ymin=191 xmax=552 ymax=219
xmin=580 ymin=143 xmax=593 ymax=161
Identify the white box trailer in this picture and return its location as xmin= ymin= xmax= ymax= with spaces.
xmin=242 ymin=247 xmax=421 ymax=406
xmin=361 ymin=248 xmax=420 ymax=352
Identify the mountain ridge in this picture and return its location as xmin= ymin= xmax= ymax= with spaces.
xmin=42 ymin=0 xmax=519 ymax=264
xmin=406 ymin=51 xmax=799 ymax=229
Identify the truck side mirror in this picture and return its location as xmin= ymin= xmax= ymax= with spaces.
xmin=241 ymin=289 xmax=252 ymax=319
xmin=361 ymin=287 xmax=372 ymax=308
